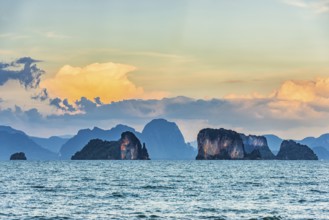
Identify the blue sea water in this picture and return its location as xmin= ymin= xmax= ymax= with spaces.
xmin=0 ymin=161 xmax=328 ymax=220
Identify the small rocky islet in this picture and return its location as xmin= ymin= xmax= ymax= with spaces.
xmin=10 ymin=152 xmax=27 ymax=160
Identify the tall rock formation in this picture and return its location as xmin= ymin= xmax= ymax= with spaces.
xmin=120 ymin=131 xmax=149 ymax=160
xmin=71 ymin=131 xmax=149 ymax=160
xmin=276 ymin=140 xmax=318 ymax=160
xmin=196 ymin=128 xmax=244 ymax=160
xmin=240 ymin=134 xmax=275 ymax=159
xmin=142 ymin=119 xmax=196 ymax=159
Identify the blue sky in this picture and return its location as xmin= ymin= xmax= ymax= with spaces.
xmin=1 ymin=0 xmax=329 ymax=140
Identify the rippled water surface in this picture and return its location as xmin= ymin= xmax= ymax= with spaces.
xmin=0 ymin=161 xmax=328 ymax=219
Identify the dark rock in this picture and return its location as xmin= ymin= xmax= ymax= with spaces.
xmin=141 ymin=143 xmax=150 ymax=160
xmin=71 ymin=139 xmax=120 ymax=160
xmin=196 ymin=128 xmax=244 ymax=160
xmin=240 ymin=134 xmax=275 ymax=159
xmin=60 ymin=124 xmax=139 ymax=159
xmin=10 ymin=152 xmax=27 ymax=160
xmin=71 ymin=131 xmax=150 ymax=160
xmin=276 ymin=140 xmax=318 ymax=160
xmin=244 ymin=149 xmax=262 ymax=160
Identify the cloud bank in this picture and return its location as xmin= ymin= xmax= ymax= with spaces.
xmin=1 ymin=57 xmax=329 ymax=140
xmin=35 ymin=76 xmax=329 ymax=140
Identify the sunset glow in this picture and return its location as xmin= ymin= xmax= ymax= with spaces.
xmin=0 ymin=0 xmax=329 ymax=139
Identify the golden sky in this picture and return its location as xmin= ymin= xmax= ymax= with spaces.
xmin=1 ymin=0 xmax=329 ymax=139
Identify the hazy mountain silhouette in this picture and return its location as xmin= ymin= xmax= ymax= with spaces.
xmin=263 ymin=134 xmax=283 ymax=154
xmin=298 ymin=134 xmax=329 ymax=160
xmin=59 ymin=119 xmax=196 ymax=160
xmin=142 ymin=119 xmax=196 ymax=159
xmin=298 ymin=134 xmax=329 ymax=150
xmin=0 ymin=126 xmax=25 ymax=135
xmin=31 ymin=136 xmax=69 ymax=153
xmin=2 ymin=123 xmax=329 ymax=160
xmin=312 ymin=146 xmax=329 ymax=160
xmin=0 ymin=126 xmax=58 ymax=160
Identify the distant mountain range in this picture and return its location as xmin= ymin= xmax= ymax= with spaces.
xmin=1 ymin=121 xmax=329 ymax=160
xmin=60 ymin=119 xmax=196 ymax=160
xmin=30 ymin=136 xmax=69 ymax=153
xmin=0 ymin=126 xmax=57 ymax=160
xmin=0 ymin=119 xmax=196 ymax=160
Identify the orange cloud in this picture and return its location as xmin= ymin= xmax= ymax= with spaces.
xmin=224 ymin=77 xmax=329 ymax=120
xmin=226 ymin=77 xmax=329 ymax=103
xmin=224 ymin=92 xmax=266 ymax=100
xmin=274 ymin=80 xmax=316 ymax=102
xmin=41 ymin=62 xmax=167 ymax=103
xmin=273 ymin=78 xmax=329 ymax=106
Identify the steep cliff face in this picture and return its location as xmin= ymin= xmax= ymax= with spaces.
xmin=240 ymin=134 xmax=275 ymax=159
xmin=196 ymin=128 xmax=244 ymax=160
xmin=277 ymin=140 xmax=318 ymax=160
xmin=120 ymin=131 xmax=149 ymax=160
xmin=71 ymin=131 xmax=149 ymax=160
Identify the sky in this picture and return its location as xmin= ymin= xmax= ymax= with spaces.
xmin=0 ymin=0 xmax=329 ymax=141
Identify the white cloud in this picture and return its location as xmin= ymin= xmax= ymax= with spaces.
xmin=283 ymin=0 xmax=329 ymax=13
xmin=0 ymin=80 xmax=53 ymax=115
xmin=0 ymin=33 xmax=30 ymax=40
xmin=284 ymin=0 xmax=309 ymax=8
xmin=43 ymin=31 xmax=72 ymax=39
xmin=226 ymin=77 xmax=329 ymax=104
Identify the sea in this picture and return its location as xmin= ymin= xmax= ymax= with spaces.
xmin=0 ymin=161 xmax=328 ymax=220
